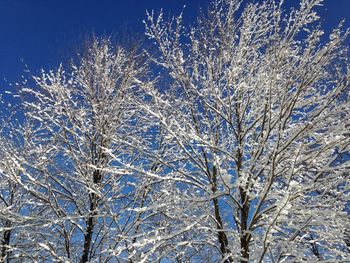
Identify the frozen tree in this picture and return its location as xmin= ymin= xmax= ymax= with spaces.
xmin=12 ymin=38 xmax=156 ymax=262
xmin=0 ymin=99 xmax=48 ymax=261
xmin=0 ymin=121 xmax=45 ymax=261
xmin=0 ymin=124 xmax=21 ymax=262
xmin=1 ymin=0 xmax=350 ymax=262
xmin=143 ymin=0 xmax=350 ymax=262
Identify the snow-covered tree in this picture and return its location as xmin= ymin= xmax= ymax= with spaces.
xmin=11 ymin=38 xmax=156 ymax=262
xmin=1 ymin=0 xmax=349 ymax=262
xmin=0 ymin=99 xmax=48 ymax=262
xmin=0 ymin=125 xmax=22 ymax=262
xmin=142 ymin=0 xmax=350 ymax=261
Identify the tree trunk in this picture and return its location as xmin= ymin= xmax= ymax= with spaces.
xmin=0 ymin=224 xmax=11 ymax=263
xmin=240 ymin=194 xmax=250 ymax=263
xmin=81 ymin=169 xmax=101 ymax=263
xmin=212 ymin=166 xmax=233 ymax=262
xmin=81 ymin=192 xmax=97 ymax=263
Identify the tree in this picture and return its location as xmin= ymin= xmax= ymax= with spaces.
xmin=0 ymin=128 xmax=20 ymax=262
xmin=0 ymin=97 xmax=55 ymax=262
xmin=9 ymin=38 xmax=156 ymax=262
xmin=142 ymin=0 xmax=350 ymax=261
xmin=1 ymin=0 xmax=349 ymax=262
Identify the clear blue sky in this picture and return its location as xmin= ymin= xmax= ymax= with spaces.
xmin=0 ymin=0 xmax=349 ymax=92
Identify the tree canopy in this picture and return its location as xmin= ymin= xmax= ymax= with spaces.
xmin=1 ymin=0 xmax=350 ymax=262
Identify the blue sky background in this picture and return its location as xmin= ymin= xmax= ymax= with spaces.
xmin=0 ymin=0 xmax=349 ymax=93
